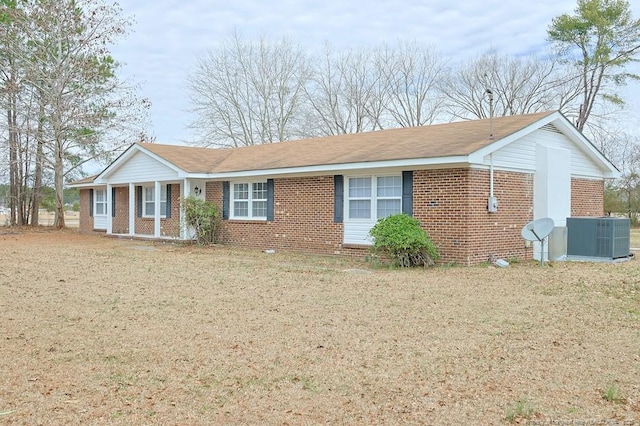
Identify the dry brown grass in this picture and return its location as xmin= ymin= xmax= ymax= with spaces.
xmin=0 ymin=229 xmax=639 ymax=425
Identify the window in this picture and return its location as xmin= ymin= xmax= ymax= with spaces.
xmin=347 ymin=175 xmax=402 ymax=220
xmin=376 ymin=176 xmax=402 ymax=218
xmin=94 ymin=189 xmax=107 ymax=216
xmin=348 ymin=177 xmax=372 ymax=219
xmin=232 ymin=181 xmax=268 ymax=219
xmin=143 ymin=185 xmax=167 ymax=217
xmin=252 ymin=182 xmax=268 ymax=217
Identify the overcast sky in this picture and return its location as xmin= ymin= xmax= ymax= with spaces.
xmin=110 ymin=0 xmax=640 ymax=145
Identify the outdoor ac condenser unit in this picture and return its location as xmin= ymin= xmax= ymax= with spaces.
xmin=566 ymin=217 xmax=630 ymax=259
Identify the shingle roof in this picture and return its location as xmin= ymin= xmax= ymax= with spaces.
xmin=69 ymin=174 xmax=99 ymax=185
xmin=140 ymin=111 xmax=555 ymax=173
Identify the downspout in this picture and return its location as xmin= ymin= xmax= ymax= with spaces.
xmin=490 ymin=153 xmax=494 ymax=198
xmin=486 ymin=88 xmax=498 ymax=213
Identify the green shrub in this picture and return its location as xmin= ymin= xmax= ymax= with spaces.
xmin=369 ymin=213 xmax=439 ymax=267
xmin=183 ymin=196 xmax=222 ymax=245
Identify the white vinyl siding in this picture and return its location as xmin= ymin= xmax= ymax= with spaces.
xmin=107 ymin=151 xmax=180 ymax=184
xmin=487 ymin=128 xmax=602 ymax=177
xmin=231 ymin=181 xmax=267 ymax=220
xmin=93 ymin=189 xmax=107 ymax=230
xmin=143 ymin=185 xmax=167 ymax=218
xmin=344 ymin=174 xmax=402 ymax=245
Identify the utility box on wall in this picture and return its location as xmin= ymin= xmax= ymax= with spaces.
xmin=566 ymin=217 xmax=630 ymax=259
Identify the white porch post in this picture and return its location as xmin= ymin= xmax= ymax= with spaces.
xmin=181 ymin=179 xmax=190 ymax=239
xmin=154 ymin=180 xmax=161 ymax=237
xmin=106 ymin=184 xmax=113 ymax=234
xmin=128 ymin=183 xmax=135 ymax=236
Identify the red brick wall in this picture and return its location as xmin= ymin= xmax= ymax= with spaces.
xmin=112 ymin=187 xmax=129 ymax=234
xmin=133 ymin=184 xmax=182 ymax=237
xmin=78 ymin=189 xmax=94 ymax=233
xmin=207 ymin=177 xmax=345 ymax=254
xmin=81 ymin=172 xmax=602 ymax=265
xmin=412 ymin=168 xmax=534 ymax=266
xmin=571 ymin=178 xmax=604 ymax=217
xmin=207 ymin=170 xmax=537 ymax=265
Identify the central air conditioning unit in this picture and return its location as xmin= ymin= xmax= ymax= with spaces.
xmin=566 ymin=217 xmax=631 ymax=260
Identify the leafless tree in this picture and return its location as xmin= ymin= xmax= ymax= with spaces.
xmin=441 ymin=51 xmax=581 ymax=120
xmin=301 ymin=45 xmax=386 ymax=137
xmin=188 ymin=32 xmax=311 ymax=147
xmin=375 ymin=42 xmax=447 ymax=127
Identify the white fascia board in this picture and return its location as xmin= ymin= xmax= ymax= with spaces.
xmin=572 ymin=173 xmax=609 ymax=181
xmin=184 ymin=155 xmax=469 ymax=180
xmin=549 ymin=116 xmax=620 ymax=178
xmin=469 ymin=163 xmax=535 ymax=174
xmin=66 ymin=182 xmax=107 ymax=189
xmin=95 ymin=144 xmax=186 ymax=184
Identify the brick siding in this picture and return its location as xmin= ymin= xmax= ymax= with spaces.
xmin=78 ymin=188 xmax=94 ymax=233
xmin=112 ymin=187 xmax=129 ymax=234
xmin=207 ymin=177 xmax=345 ymax=255
xmin=412 ymin=168 xmax=534 ymax=266
xmin=133 ymin=184 xmax=181 ymax=237
xmin=207 ymin=170 xmax=536 ymax=265
xmin=571 ymin=178 xmax=604 ymax=217
xmin=79 ymin=184 xmax=182 ymax=238
xmin=79 ymin=172 xmax=605 ymax=266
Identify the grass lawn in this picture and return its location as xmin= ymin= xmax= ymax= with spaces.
xmin=0 ymin=229 xmax=638 ymax=425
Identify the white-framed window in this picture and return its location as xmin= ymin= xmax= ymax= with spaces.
xmin=143 ymin=185 xmax=167 ymax=218
xmin=94 ymin=189 xmax=107 ymax=216
xmin=231 ymin=181 xmax=268 ymax=219
xmin=347 ymin=175 xmax=402 ymax=220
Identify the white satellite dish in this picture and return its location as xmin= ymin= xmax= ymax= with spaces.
xmin=521 ymin=218 xmax=555 ymax=265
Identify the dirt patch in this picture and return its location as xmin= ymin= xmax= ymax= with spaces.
xmin=0 ymin=229 xmax=638 ymax=425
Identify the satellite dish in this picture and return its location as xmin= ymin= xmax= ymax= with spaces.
xmin=521 ymin=218 xmax=554 ymax=242
xmin=521 ymin=218 xmax=555 ymax=265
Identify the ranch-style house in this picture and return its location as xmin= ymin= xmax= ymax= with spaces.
xmin=70 ymin=111 xmax=619 ymax=265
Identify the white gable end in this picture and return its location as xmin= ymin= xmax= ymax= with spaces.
xmin=104 ymin=151 xmax=181 ymax=184
xmin=487 ymin=127 xmax=604 ymax=178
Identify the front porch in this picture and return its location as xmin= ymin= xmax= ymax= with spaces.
xmin=102 ymin=178 xmax=207 ymax=240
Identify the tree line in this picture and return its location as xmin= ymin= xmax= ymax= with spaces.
xmin=188 ymin=1 xmax=640 ymax=147
xmin=187 ymin=0 xmax=640 ymax=218
xmin=1 ymin=0 xmax=639 ymax=227
xmin=0 ymin=0 xmax=149 ymax=227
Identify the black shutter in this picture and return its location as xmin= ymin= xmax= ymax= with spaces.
xmin=222 ymin=181 xmax=230 ymax=220
xmin=402 ymin=171 xmax=413 ymax=216
xmin=136 ymin=186 xmax=142 ymax=217
xmin=165 ymin=184 xmax=172 ymax=218
xmin=89 ymin=189 xmax=94 ymax=217
xmin=266 ymin=179 xmax=274 ymax=221
xmin=334 ymin=175 xmax=343 ymax=223
xmin=111 ymin=187 xmax=116 ymax=217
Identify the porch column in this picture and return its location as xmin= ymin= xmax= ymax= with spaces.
xmin=128 ymin=183 xmax=135 ymax=236
xmin=154 ymin=180 xmax=161 ymax=238
xmin=181 ymin=179 xmax=190 ymax=239
xmin=106 ymin=183 xmax=113 ymax=234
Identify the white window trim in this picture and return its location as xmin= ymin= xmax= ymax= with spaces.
xmin=142 ymin=185 xmax=167 ymax=218
xmin=230 ymin=180 xmax=268 ymax=220
xmin=345 ymin=174 xmax=402 ymax=222
xmin=94 ymin=189 xmax=107 ymax=217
